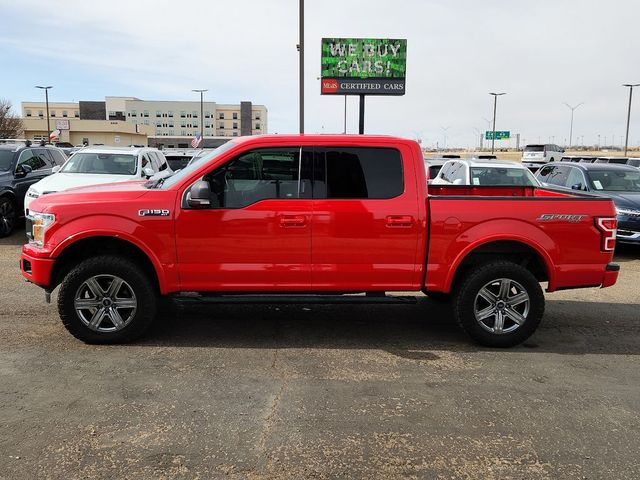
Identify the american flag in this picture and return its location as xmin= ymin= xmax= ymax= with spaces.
xmin=191 ymin=133 xmax=203 ymax=148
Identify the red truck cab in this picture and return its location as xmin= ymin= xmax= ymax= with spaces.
xmin=20 ymin=135 xmax=619 ymax=347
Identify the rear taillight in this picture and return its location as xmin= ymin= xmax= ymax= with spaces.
xmin=595 ymin=217 xmax=617 ymax=252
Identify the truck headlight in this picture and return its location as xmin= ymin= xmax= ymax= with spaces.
xmin=26 ymin=188 xmax=40 ymax=199
xmin=615 ymin=207 xmax=640 ymax=217
xmin=29 ymin=212 xmax=55 ymax=247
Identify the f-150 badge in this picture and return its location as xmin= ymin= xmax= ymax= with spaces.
xmin=537 ymin=214 xmax=587 ymax=223
xmin=138 ymin=209 xmax=170 ymax=217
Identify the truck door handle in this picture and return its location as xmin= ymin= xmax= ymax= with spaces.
xmin=279 ymin=215 xmax=307 ymax=227
xmin=386 ymin=215 xmax=414 ymax=228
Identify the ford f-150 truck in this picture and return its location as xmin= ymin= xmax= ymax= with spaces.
xmin=20 ymin=135 xmax=620 ymax=347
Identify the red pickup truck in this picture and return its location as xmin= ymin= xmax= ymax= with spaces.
xmin=20 ymin=135 xmax=619 ymax=347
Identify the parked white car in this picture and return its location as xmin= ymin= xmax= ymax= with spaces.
xmin=24 ymin=146 xmax=171 ymax=215
xmin=522 ymin=144 xmax=564 ymax=165
xmin=431 ymin=158 xmax=540 ymax=186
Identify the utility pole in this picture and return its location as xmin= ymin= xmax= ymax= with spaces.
xmin=192 ymin=89 xmax=207 ymax=139
xmin=35 ymin=85 xmax=52 ymax=142
xmin=489 ymin=92 xmax=506 ymax=154
xmin=563 ymin=102 xmax=584 ymax=148
xmin=298 ymin=0 xmax=304 ymax=134
xmin=623 ymin=84 xmax=639 ymax=155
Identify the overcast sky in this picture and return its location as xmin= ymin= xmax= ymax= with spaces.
xmin=1 ymin=0 xmax=639 ymax=148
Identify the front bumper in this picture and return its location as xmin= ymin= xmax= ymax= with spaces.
xmin=616 ymin=215 xmax=640 ymax=244
xmin=20 ymin=246 xmax=55 ymax=289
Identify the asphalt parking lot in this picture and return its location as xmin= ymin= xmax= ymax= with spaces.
xmin=1 ymin=227 xmax=639 ymax=479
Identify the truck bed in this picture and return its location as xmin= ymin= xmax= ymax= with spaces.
xmin=428 ymin=185 xmax=577 ymax=198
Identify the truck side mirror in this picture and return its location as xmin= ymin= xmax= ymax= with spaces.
xmin=52 ymin=165 xmax=61 ymax=173
xmin=571 ymin=183 xmax=583 ymax=191
xmin=188 ymin=180 xmax=211 ymax=208
xmin=14 ymin=164 xmax=33 ymax=178
xmin=143 ymin=166 xmax=155 ymax=178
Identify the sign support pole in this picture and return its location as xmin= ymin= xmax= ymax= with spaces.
xmin=359 ymin=94 xmax=365 ymax=134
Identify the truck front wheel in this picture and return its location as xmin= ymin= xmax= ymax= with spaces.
xmin=453 ymin=261 xmax=544 ymax=347
xmin=58 ymin=255 xmax=157 ymax=344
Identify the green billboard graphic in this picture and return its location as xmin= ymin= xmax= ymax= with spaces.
xmin=485 ymin=131 xmax=510 ymax=140
xmin=320 ymin=38 xmax=407 ymax=95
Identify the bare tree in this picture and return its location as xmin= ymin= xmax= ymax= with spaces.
xmin=0 ymin=99 xmax=24 ymax=139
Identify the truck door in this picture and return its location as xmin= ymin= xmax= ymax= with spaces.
xmin=174 ymin=146 xmax=312 ymax=291
xmin=310 ymin=145 xmax=420 ymax=291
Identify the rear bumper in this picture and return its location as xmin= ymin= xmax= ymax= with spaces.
xmin=602 ymin=262 xmax=620 ymax=288
xmin=20 ymin=247 xmax=55 ymax=289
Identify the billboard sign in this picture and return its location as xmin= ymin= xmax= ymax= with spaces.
xmin=485 ymin=130 xmax=510 ymax=140
xmin=321 ymin=38 xmax=407 ymax=95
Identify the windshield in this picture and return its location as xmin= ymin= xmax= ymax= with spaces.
xmin=588 ymin=169 xmax=640 ymax=192
xmin=524 ymin=145 xmax=545 ymax=152
xmin=155 ymin=141 xmax=238 ymax=189
xmin=61 ymin=152 xmax=138 ymax=175
xmin=427 ymin=165 xmax=442 ymax=179
xmin=470 ymin=166 xmax=539 ymax=186
xmin=0 ymin=150 xmax=15 ymax=171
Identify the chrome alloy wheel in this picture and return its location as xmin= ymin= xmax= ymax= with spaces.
xmin=74 ymin=275 xmax=137 ymax=333
xmin=474 ymin=278 xmax=530 ymax=335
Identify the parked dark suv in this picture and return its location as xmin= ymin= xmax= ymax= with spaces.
xmin=0 ymin=144 xmax=66 ymax=237
xmin=535 ymin=162 xmax=640 ymax=245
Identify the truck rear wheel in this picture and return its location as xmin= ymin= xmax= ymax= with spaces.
xmin=453 ymin=261 xmax=544 ymax=347
xmin=58 ymin=255 xmax=157 ymax=344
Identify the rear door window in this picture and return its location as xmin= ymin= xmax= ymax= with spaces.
xmin=566 ymin=167 xmax=586 ymax=190
xmin=312 ymin=147 xmax=404 ymax=199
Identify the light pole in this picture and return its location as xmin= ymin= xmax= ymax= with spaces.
xmin=298 ymin=0 xmax=304 ymax=133
xmin=343 ymin=95 xmax=347 ymax=134
xmin=35 ymin=85 xmax=52 ymax=142
xmin=489 ymin=92 xmax=506 ymax=154
xmin=192 ymin=89 xmax=207 ymax=139
xmin=440 ymin=126 xmax=451 ymax=150
xmin=623 ymin=84 xmax=639 ymax=155
xmin=563 ymin=102 xmax=584 ymax=148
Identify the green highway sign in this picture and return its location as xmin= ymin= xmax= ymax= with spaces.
xmin=485 ymin=131 xmax=510 ymax=140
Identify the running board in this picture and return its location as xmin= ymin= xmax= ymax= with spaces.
xmin=172 ymin=293 xmax=418 ymax=305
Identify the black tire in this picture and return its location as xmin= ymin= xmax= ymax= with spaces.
xmin=425 ymin=291 xmax=450 ymax=302
xmin=0 ymin=197 xmax=17 ymax=238
xmin=453 ymin=261 xmax=544 ymax=348
xmin=58 ymin=255 xmax=157 ymax=344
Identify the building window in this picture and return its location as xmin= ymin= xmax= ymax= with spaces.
xmin=144 ymin=110 xmax=149 ymax=117
xmin=180 ymin=111 xmax=186 ymax=118
xmin=131 ymin=110 xmax=137 ymax=117
xmin=232 ymin=112 xmax=238 ymax=120
xmin=74 ymin=111 xmax=79 ymax=118
xmin=144 ymin=119 xmax=149 ymax=125
xmin=169 ymin=122 xmax=174 ymax=128
xmin=26 ymin=110 xmax=32 ymax=117
xmin=181 ymin=122 xmax=186 ymax=128
xmin=156 ymin=121 xmax=162 ymax=127
xmin=51 ymin=111 xmax=56 ymax=117
xmin=233 ymin=132 xmax=238 ymax=136
xmin=205 ymin=111 xmax=211 ymax=118
xmin=38 ymin=110 xmax=43 ymax=117
xmin=233 ymin=122 xmax=238 ymax=130
xmin=168 ymin=111 xmax=173 ymax=117
xmin=219 ymin=121 xmax=224 ymax=129
xmin=219 ymin=112 xmax=224 ymax=119
xmin=255 ymin=112 xmax=261 ymax=120
xmin=255 ymin=122 xmax=261 ymax=130
xmin=156 ymin=129 xmax=162 ymax=135
xmin=193 ymin=131 xmax=198 ymax=136
xmin=187 ymin=113 xmax=192 ymax=118
xmin=193 ymin=123 xmax=198 ymax=128
xmin=192 ymin=111 xmax=198 ymax=118
xmin=62 ymin=110 xmax=68 ymax=117
xmin=168 ymin=130 xmax=174 ymax=136
xmin=156 ymin=111 xmax=161 ymax=117
xmin=181 ymin=130 xmax=186 ymax=136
